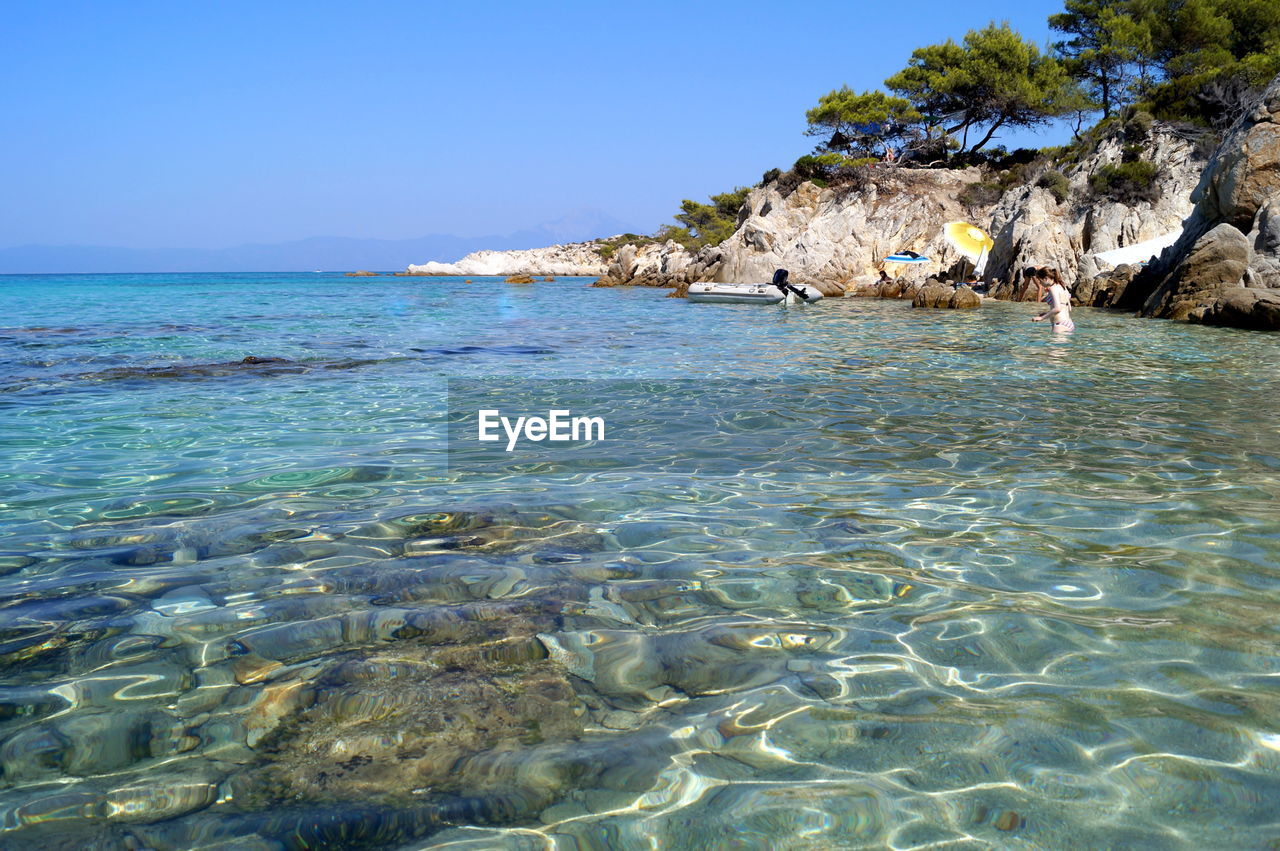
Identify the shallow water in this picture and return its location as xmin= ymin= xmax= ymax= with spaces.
xmin=2 ymin=273 xmax=1279 ymax=849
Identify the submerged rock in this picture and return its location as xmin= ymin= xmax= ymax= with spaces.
xmin=538 ymin=622 xmax=842 ymax=704
xmin=344 ymin=505 xmax=607 ymax=558
xmin=74 ymin=355 xmax=398 ymax=382
xmin=80 ymin=357 xmax=301 ymax=381
xmin=0 ymin=771 xmax=224 ymax=846
xmin=233 ymin=635 xmax=585 ymax=809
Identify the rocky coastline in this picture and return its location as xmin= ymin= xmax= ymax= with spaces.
xmin=405 ymin=243 xmax=608 ymax=277
xmin=1126 ymin=75 xmax=1280 ymax=327
xmin=404 ymin=73 xmax=1280 ymax=330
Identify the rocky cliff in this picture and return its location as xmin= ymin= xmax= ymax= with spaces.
xmin=592 ymin=168 xmax=992 ymax=296
xmin=709 ymin=168 xmax=990 ymax=295
xmin=984 ymin=126 xmax=1205 ymax=300
xmin=592 ymin=122 xmax=1207 ymax=301
xmin=1126 ymin=74 xmax=1280 ymax=329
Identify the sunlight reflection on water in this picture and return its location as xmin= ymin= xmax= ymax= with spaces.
xmin=1 ymin=273 xmax=1279 ymax=848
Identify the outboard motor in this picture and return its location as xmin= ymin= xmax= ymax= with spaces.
xmin=772 ymin=268 xmax=811 ymax=303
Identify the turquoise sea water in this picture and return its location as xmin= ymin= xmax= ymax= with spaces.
xmin=2 ymin=272 xmax=1280 ymax=849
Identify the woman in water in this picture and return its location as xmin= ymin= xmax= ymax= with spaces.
xmin=1032 ymin=268 xmax=1074 ymax=332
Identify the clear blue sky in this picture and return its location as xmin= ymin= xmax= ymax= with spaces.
xmin=1 ymin=0 xmax=1074 ymax=249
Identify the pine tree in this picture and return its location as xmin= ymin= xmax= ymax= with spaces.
xmin=804 ymin=88 xmax=923 ymax=158
xmin=1050 ymin=0 xmax=1152 ymax=117
xmin=887 ymin=24 xmax=1081 ymax=153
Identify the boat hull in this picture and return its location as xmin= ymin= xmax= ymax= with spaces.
xmin=686 ymin=283 xmax=824 ymax=304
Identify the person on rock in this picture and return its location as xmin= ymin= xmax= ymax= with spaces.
xmin=1021 ymin=265 xmax=1047 ymax=302
xmin=1032 ymin=267 xmax=1075 ymax=333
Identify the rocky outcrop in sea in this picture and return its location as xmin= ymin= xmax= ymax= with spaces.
xmin=406 ymin=242 xmax=608 ymax=277
xmin=591 ymin=240 xmax=695 ymax=289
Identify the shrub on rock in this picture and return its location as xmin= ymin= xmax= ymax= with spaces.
xmin=1037 ymin=169 xmax=1071 ymax=203
xmin=1091 ymin=160 xmax=1161 ymax=204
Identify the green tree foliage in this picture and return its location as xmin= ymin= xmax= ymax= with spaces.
xmin=653 ymin=224 xmax=697 ymax=251
xmin=884 ymin=40 xmax=970 ymax=149
xmin=887 ymin=23 xmax=1082 ymax=153
xmin=1134 ymin=0 xmax=1280 ymax=124
xmin=804 ymin=87 xmax=922 ymax=157
xmin=792 ymin=153 xmax=845 ymax=184
xmin=673 ymin=187 xmax=751 ymax=248
xmin=1050 ymin=0 xmax=1154 ymax=117
xmin=957 ymin=181 xmax=1004 ymax=208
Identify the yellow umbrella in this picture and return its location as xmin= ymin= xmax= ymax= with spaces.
xmin=944 ymin=221 xmax=994 ymax=261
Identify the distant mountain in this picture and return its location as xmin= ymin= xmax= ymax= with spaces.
xmin=0 ymin=209 xmax=642 ymax=274
xmin=528 ymin=209 xmax=638 ymax=244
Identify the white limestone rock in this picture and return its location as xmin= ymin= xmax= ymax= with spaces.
xmin=407 ymin=241 xmax=609 ymax=276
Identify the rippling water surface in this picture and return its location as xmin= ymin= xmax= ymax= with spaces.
xmin=2 ymin=272 xmax=1279 ymax=849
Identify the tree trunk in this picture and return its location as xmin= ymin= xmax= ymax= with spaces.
xmin=968 ymin=117 xmax=1006 ymax=153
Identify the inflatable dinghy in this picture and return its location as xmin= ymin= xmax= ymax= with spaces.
xmin=686 ymin=282 xmax=825 ymax=304
xmin=686 ymin=269 xmax=824 ymax=305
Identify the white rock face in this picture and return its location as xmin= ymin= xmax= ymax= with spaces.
xmin=406 ymin=242 xmax=608 ymax=276
xmin=710 ymin=169 xmax=990 ymax=294
xmin=705 ymin=127 xmax=1205 ymax=299
xmin=407 ymin=238 xmax=694 ymax=285
xmin=986 ymin=126 xmax=1204 ymax=294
